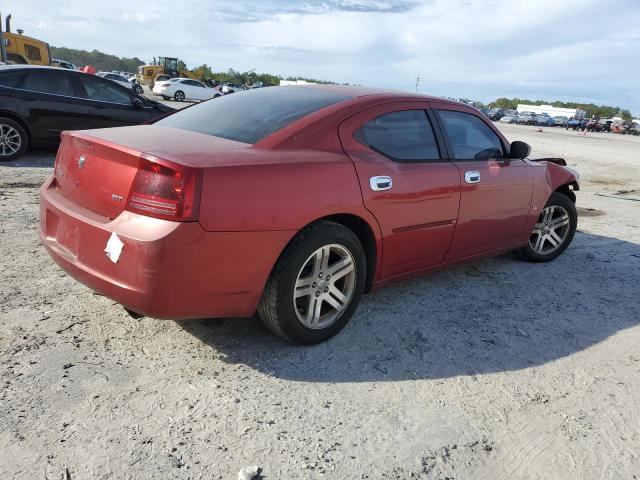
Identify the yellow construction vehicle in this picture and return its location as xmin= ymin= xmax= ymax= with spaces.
xmin=138 ymin=56 xmax=200 ymax=88
xmin=0 ymin=13 xmax=51 ymax=65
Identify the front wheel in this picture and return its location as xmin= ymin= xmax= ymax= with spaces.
xmin=0 ymin=117 xmax=28 ymax=161
xmin=257 ymin=221 xmax=366 ymax=344
xmin=173 ymin=90 xmax=185 ymax=102
xmin=517 ymin=192 xmax=577 ymax=262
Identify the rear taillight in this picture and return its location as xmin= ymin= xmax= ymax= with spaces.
xmin=159 ymin=82 xmax=170 ymax=87
xmin=126 ymin=157 xmax=201 ymax=221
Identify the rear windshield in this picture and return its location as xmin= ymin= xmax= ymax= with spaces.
xmin=155 ymin=87 xmax=351 ymax=144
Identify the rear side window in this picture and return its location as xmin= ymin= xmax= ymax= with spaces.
xmin=156 ymin=87 xmax=351 ymax=144
xmin=22 ymin=71 xmax=76 ymax=97
xmin=0 ymin=71 xmax=25 ymax=88
xmin=354 ymin=110 xmax=440 ymax=161
xmin=437 ymin=110 xmax=504 ymax=159
xmin=78 ymin=75 xmax=132 ymax=104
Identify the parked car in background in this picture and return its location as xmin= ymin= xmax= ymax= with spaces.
xmin=221 ymin=83 xmax=246 ymax=94
xmin=96 ymin=72 xmax=132 ymax=89
xmin=487 ymin=108 xmax=505 ymax=121
xmin=567 ymin=118 xmax=583 ymax=130
xmin=517 ymin=112 xmax=536 ymax=125
xmin=0 ymin=65 xmax=174 ymax=160
xmin=504 ymin=109 xmax=517 ymax=117
xmin=153 ymin=77 xmax=222 ymax=102
xmin=97 ymin=71 xmax=144 ymax=95
xmin=535 ymin=114 xmax=554 ymax=126
xmin=553 ymin=116 xmax=569 ymax=127
xmin=150 ymin=74 xmax=171 ymax=89
xmin=152 ymin=77 xmax=180 ymax=96
xmin=38 ymin=86 xmax=579 ymax=344
xmin=51 ymin=58 xmax=78 ymax=70
xmin=500 ymin=114 xmax=519 ymax=124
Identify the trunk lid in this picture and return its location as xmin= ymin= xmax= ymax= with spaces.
xmin=54 ymin=126 xmax=249 ymax=219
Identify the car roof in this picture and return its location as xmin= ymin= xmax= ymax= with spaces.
xmin=278 ymin=84 xmax=453 ymax=105
xmin=0 ymin=65 xmax=88 ymax=76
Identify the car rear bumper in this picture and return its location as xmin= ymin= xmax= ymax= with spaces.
xmin=39 ymin=176 xmax=295 ymax=319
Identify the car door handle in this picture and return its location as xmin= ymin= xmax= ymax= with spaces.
xmin=370 ymin=176 xmax=392 ymax=191
xmin=464 ymin=171 xmax=481 ymax=184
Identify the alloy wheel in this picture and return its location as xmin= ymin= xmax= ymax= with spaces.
xmin=529 ymin=205 xmax=570 ymax=255
xmin=293 ymin=244 xmax=356 ymax=329
xmin=0 ymin=124 xmax=22 ymax=157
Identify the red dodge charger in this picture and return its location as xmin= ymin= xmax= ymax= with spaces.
xmin=39 ymin=86 xmax=579 ymax=344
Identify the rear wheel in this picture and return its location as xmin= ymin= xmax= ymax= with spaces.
xmin=517 ymin=192 xmax=577 ymax=262
xmin=0 ymin=117 xmax=28 ymax=161
xmin=257 ymin=221 xmax=366 ymax=344
xmin=174 ymin=90 xmax=185 ymax=102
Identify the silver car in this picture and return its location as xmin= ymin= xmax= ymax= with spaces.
xmin=500 ymin=114 xmax=519 ymax=124
xmin=553 ymin=116 xmax=569 ymax=127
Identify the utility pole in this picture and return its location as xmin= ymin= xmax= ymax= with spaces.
xmin=415 ymin=76 xmax=420 ymax=91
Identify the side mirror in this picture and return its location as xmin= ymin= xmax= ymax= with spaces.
xmin=509 ymin=140 xmax=531 ymax=159
xmin=132 ymin=96 xmax=144 ymax=109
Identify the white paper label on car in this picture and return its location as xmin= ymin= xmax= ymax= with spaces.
xmin=104 ymin=232 xmax=124 ymax=264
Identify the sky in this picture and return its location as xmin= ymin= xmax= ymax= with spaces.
xmin=9 ymin=0 xmax=640 ymax=113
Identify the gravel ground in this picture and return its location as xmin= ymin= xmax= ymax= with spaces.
xmin=1 ymin=123 xmax=639 ymax=479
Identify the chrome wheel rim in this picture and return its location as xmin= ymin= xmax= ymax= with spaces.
xmin=529 ymin=205 xmax=570 ymax=255
xmin=0 ymin=124 xmax=21 ymax=156
xmin=293 ymin=244 xmax=356 ymax=329
xmin=175 ymin=92 xmax=184 ymax=101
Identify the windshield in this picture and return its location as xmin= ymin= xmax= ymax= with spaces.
xmin=156 ymin=87 xmax=351 ymax=144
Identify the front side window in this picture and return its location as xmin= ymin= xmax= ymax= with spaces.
xmin=353 ymin=110 xmax=440 ymax=161
xmin=437 ymin=110 xmax=504 ymax=159
xmin=79 ymin=75 xmax=132 ymax=104
xmin=22 ymin=71 xmax=76 ymax=96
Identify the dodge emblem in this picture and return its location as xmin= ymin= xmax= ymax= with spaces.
xmin=78 ymin=155 xmax=86 ymax=168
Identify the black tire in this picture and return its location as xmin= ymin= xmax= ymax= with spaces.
xmin=174 ymin=90 xmax=185 ymax=102
xmin=162 ymin=95 xmax=170 ymax=100
xmin=0 ymin=116 xmax=28 ymax=161
xmin=517 ymin=192 xmax=577 ymax=262
xmin=257 ymin=221 xmax=366 ymax=344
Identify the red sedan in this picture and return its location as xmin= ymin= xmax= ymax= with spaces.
xmin=39 ymin=86 xmax=579 ymax=344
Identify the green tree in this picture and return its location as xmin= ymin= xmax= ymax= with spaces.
xmin=50 ymin=46 xmax=144 ymax=72
xmin=619 ymin=109 xmax=633 ymax=121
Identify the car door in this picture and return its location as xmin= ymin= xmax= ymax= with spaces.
xmin=76 ymin=74 xmax=152 ymax=128
xmin=11 ymin=69 xmax=90 ymax=144
xmin=339 ymin=103 xmax=461 ymax=279
xmin=430 ymin=102 xmax=535 ymax=261
xmin=180 ymin=80 xmax=203 ymax=100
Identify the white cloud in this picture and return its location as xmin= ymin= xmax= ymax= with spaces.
xmin=8 ymin=0 xmax=640 ymax=112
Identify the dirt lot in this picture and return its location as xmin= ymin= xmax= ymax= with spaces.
xmin=1 ymin=123 xmax=639 ymax=479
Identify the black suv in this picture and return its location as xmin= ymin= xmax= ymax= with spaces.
xmin=0 ymin=65 xmax=175 ymax=160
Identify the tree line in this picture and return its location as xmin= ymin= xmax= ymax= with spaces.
xmin=49 ymin=47 xmax=334 ymax=85
xmin=490 ymin=97 xmax=633 ymax=120
xmin=50 ymin=46 xmax=145 ymax=73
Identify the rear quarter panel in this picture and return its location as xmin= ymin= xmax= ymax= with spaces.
xmin=198 ymin=150 xmax=373 ymax=232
